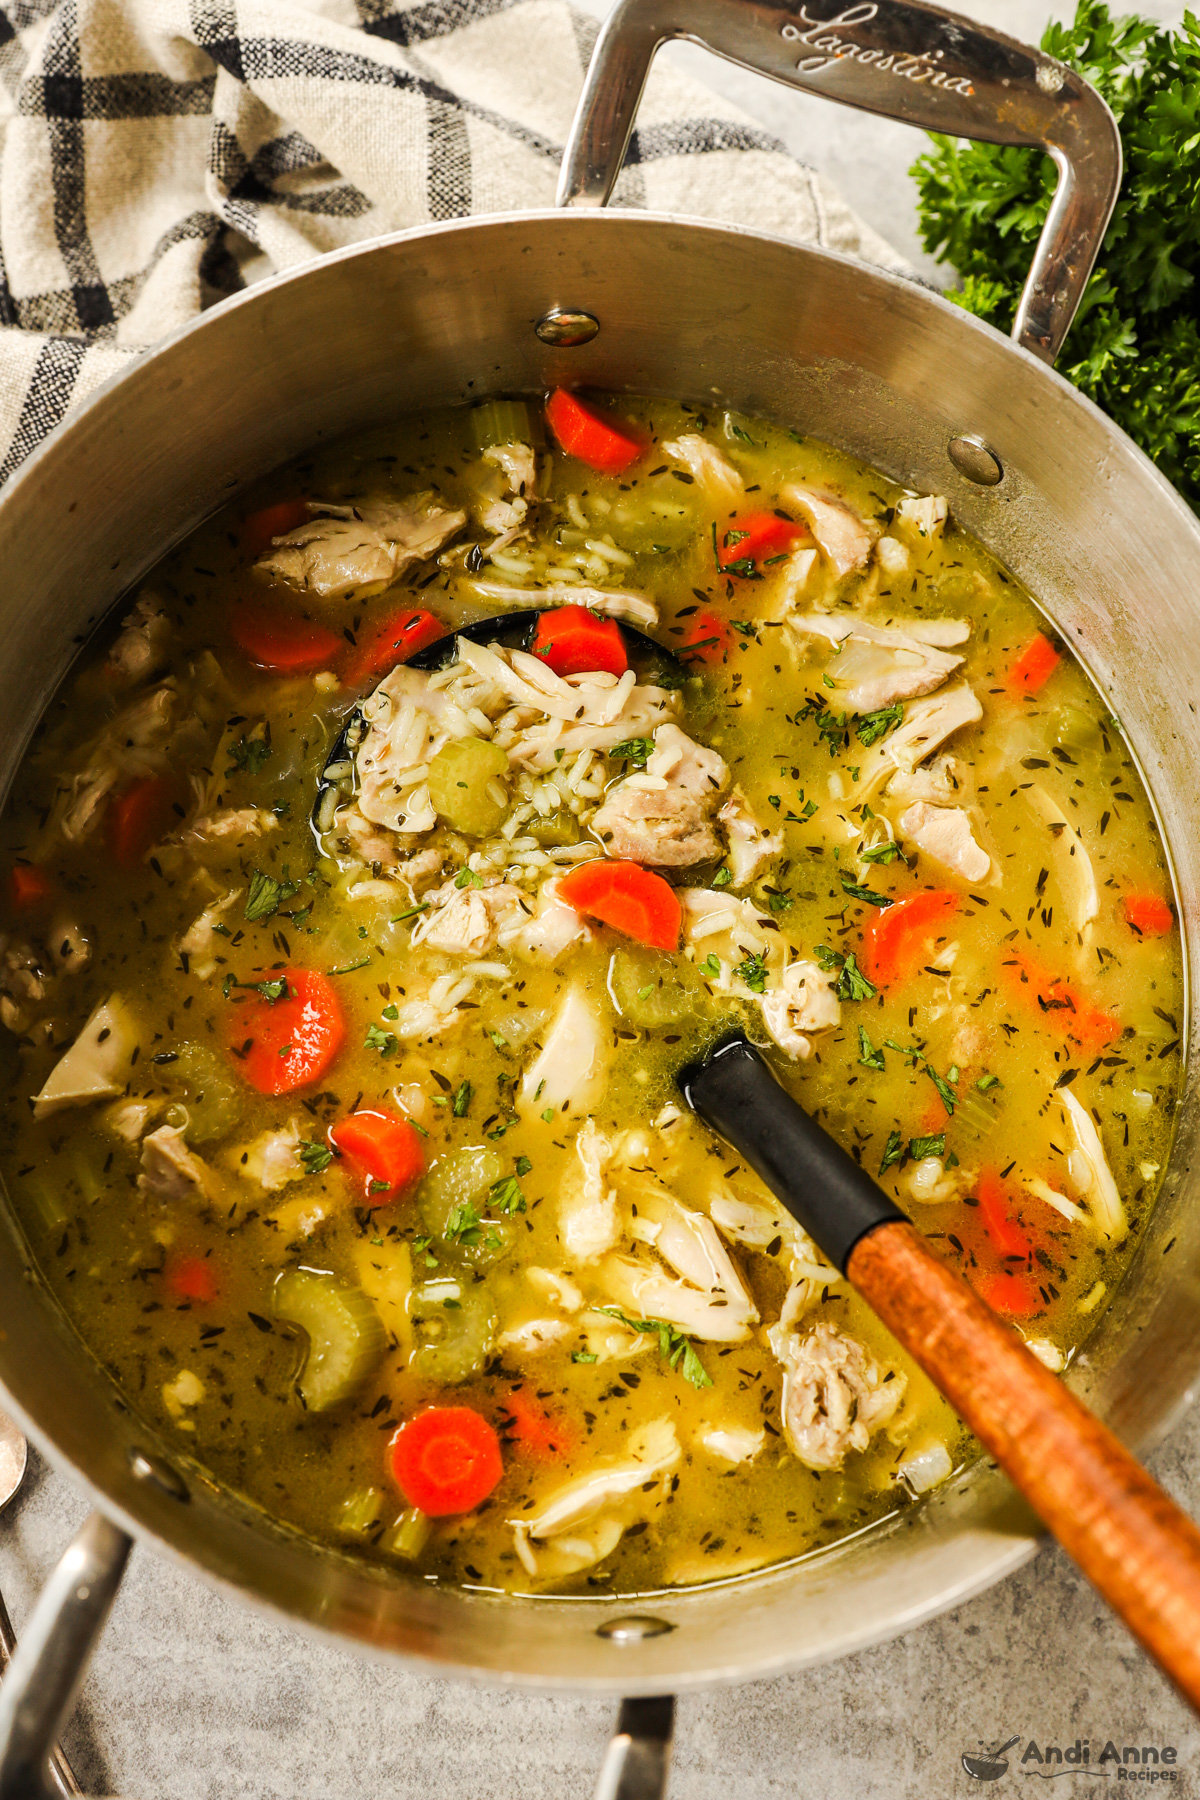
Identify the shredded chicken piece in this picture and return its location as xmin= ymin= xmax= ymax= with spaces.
xmin=592 ymin=722 xmax=728 ymax=867
xmin=718 ymin=788 xmax=782 ymax=887
xmin=102 ymin=1098 xmax=159 ymax=1142
xmin=107 ymin=594 xmax=171 ymax=684
xmin=602 ymin=1190 xmax=758 ymax=1342
xmin=520 ymin=987 xmax=611 ymax=1120
xmin=769 ymin=1320 xmax=905 ymax=1470
xmin=858 ymin=684 xmax=983 ymax=797
xmin=178 ymin=889 xmax=240 ymax=978
xmin=494 ymin=880 xmax=589 ymax=963
xmin=791 ymin=616 xmax=963 ymax=712
xmin=184 ymin=808 xmax=279 ymax=849
xmin=661 ymin=434 xmax=743 ymax=501
xmin=235 ymin=1119 xmax=306 ymax=1193
xmin=1027 ymin=784 xmax=1099 ymax=936
xmin=885 ymin=753 xmax=969 ymax=807
xmin=699 ymin=1425 xmax=765 ymax=1464
xmin=411 ymin=879 xmax=525 ymax=957
xmin=138 ymin=1125 xmax=229 ymax=1208
xmin=256 ymin=498 xmax=466 ymax=600
xmin=518 ymin=1420 xmax=680 ymax=1536
xmin=483 ymin=442 xmax=537 ymax=498
xmin=894 ymin=493 xmax=949 ymax=539
xmin=32 ymin=993 xmax=139 ymax=1118
xmin=761 ymin=959 xmax=841 ymax=1059
xmin=558 ymin=1119 xmax=621 ymax=1264
xmin=897 ymin=802 xmax=991 ymax=884
xmin=463 ymin=580 xmax=658 ymax=630
xmin=497 ymin=1317 xmax=571 ymax=1355
xmin=875 ymin=536 xmax=910 ymax=577
xmin=1058 ymin=1088 xmax=1126 ymax=1240
xmin=791 ymin=614 xmax=969 ymax=649
xmin=782 ymin=484 xmax=877 ymax=577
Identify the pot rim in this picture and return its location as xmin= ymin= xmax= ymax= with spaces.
xmin=0 ymin=205 xmax=1194 ymax=1690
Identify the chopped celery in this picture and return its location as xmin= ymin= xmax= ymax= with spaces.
xmin=409 ymin=1274 xmax=495 ymax=1381
xmin=384 ymin=1506 xmax=432 ymax=1560
xmin=607 ymin=946 xmax=705 ymax=1028
xmin=418 ymin=1146 xmax=509 ymax=1270
xmin=168 ymin=1042 xmax=242 ymax=1143
xmin=1055 ymin=705 xmax=1100 ymax=753
xmin=471 ymin=398 xmax=532 ymax=449
xmin=427 ymin=738 xmax=509 ymax=836
xmin=273 ymin=1268 xmax=386 ymax=1411
xmin=525 ymin=809 xmax=580 ymax=847
xmin=338 ymin=1486 xmax=384 ymax=1538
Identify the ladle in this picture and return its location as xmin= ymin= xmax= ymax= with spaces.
xmin=681 ymin=1035 xmax=1200 ymax=1713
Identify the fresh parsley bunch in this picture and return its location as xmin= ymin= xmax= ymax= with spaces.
xmin=911 ymin=1 xmax=1200 ymax=510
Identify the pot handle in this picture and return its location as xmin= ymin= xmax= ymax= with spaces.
xmin=594 ymin=1696 xmax=675 ymax=1800
xmin=556 ymin=0 xmax=1121 ymax=365
xmin=0 ymin=1511 xmax=131 ymax=1800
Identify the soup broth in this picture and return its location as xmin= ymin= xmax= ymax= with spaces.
xmin=0 ymin=392 xmax=1182 ymax=1594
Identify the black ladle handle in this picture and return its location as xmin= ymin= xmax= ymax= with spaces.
xmin=679 ymin=1034 xmax=905 ymax=1272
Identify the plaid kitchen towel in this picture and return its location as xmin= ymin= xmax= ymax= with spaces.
xmin=0 ymin=0 xmax=905 ymax=485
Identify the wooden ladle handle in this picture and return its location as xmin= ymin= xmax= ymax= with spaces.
xmin=850 ymin=1221 xmax=1200 ymax=1707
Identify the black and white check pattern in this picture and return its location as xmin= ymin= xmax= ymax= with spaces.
xmin=0 ymin=0 xmax=903 ymax=484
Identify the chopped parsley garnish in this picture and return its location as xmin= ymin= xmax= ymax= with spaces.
xmin=855 ymin=703 xmax=904 ymax=747
xmin=925 ymin=1062 xmax=957 ymax=1115
xmin=858 ymin=1026 xmax=886 ymax=1071
xmin=226 ymin=732 xmax=271 ymax=777
xmin=909 ymin=1133 xmax=946 ymax=1160
xmin=364 ymin=1022 xmax=397 ymax=1056
xmin=541 ymin=1108 xmax=556 ymax=1124
xmin=515 ymin=1155 xmax=532 ymax=1178
xmin=859 ymin=838 xmax=902 ymax=865
xmin=488 ymin=1029 xmax=508 ymax=1050
xmin=814 ymin=944 xmax=842 ymax=971
xmin=976 ymin=1072 xmax=1002 ymax=1092
xmin=712 ymin=866 xmax=733 ymax=888
xmin=835 ymin=950 xmax=876 ymax=1002
xmin=798 ymin=694 xmax=849 ymax=757
xmin=251 ymin=977 xmax=290 ymax=1004
xmin=735 ymin=952 xmax=768 ymax=993
xmin=390 ymin=903 xmax=430 ymax=923
xmin=381 ymin=1003 xmax=399 ymax=1020
xmin=572 ymin=1349 xmax=599 ymax=1364
xmin=597 ymin=1307 xmax=712 ymax=1389
xmin=412 ymin=1234 xmax=439 ymax=1269
xmin=452 ymin=1080 xmax=472 ymax=1118
xmin=879 ymin=1129 xmax=905 ymax=1176
xmin=609 ymin=737 xmax=654 ymax=767
xmin=489 ymin=1171 xmax=528 ymax=1215
xmin=840 ymin=875 xmax=892 ymax=908
xmin=445 ymin=1201 xmax=498 ymax=1248
xmin=701 ymin=953 xmax=721 ymax=979
xmin=766 ymin=890 xmax=793 ymax=912
xmin=454 ymin=867 xmax=484 ymax=890
xmin=327 ymin=956 xmax=372 ymax=976
xmin=298 ymin=1141 xmax=333 ymax=1175
xmin=245 ymin=869 xmax=300 ymax=923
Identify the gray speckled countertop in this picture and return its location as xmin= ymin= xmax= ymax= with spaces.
xmin=5 ymin=0 xmax=1197 ymax=1792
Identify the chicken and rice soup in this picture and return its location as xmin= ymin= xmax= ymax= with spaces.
xmin=0 ymin=391 xmax=1181 ymax=1593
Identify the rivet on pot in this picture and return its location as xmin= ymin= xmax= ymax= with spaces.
xmin=948 ymin=435 xmax=1004 ymax=486
xmin=129 ymin=1447 xmax=190 ymax=1502
xmin=596 ymin=1614 xmax=675 ymax=1642
xmin=535 ymin=308 xmax=600 ymax=347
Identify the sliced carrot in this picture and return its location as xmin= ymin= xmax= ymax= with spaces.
xmin=975 ymin=1269 xmax=1043 ymax=1319
xmin=1122 ymin=892 xmax=1174 ymax=936
xmin=108 ymin=776 xmax=180 ymax=867
xmin=389 ymin=1406 xmax=504 ymax=1516
xmin=860 ymin=889 xmax=960 ymax=987
xmin=341 ymin=608 xmax=444 ymax=687
xmin=9 ymin=864 xmax=52 ymax=911
xmin=530 ymin=605 xmax=627 ymax=678
xmin=231 ymin=601 xmax=342 ymax=675
xmin=499 ymin=1390 xmax=576 ymax=1461
xmin=679 ymin=609 xmax=734 ymax=666
xmin=975 ymin=1168 xmax=1033 ymax=1260
xmin=165 ymin=1255 xmax=219 ymax=1304
xmin=716 ymin=511 xmax=807 ymax=575
xmin=241 ymin=499 xmax=310 ymax=559
xmin=545 ymin=390 xmax=642 ymax=476
xmin=1005 ymin=952 xmax=1120 ymax=1047
xmin=557 ymin=860 xmax=681 ymax=952
xmin=330 ymin=1107 xmax=425 ymax=1206
xmin=1008 ymin=631 xmax=1061 ymax=695
xmin=229 ymin=970 xmax=345 ymax=1095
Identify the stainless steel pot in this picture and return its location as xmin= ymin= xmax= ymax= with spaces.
xmin=1 ymin=0 xmax=1198 ymax=1786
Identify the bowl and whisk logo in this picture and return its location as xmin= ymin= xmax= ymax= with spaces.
xmin=961 ymin=1735 xmax=1183 ymax=1782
